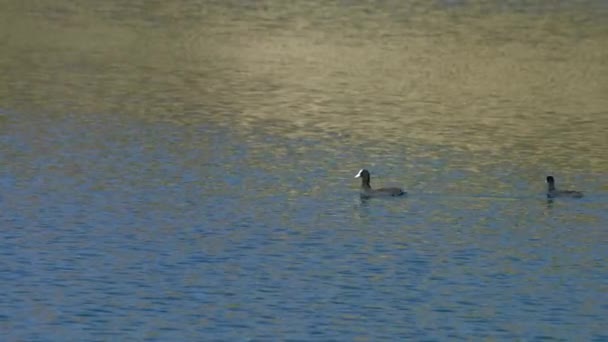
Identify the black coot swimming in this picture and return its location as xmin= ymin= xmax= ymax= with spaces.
xmin=546 ymin=176 xmax=583 ymax=198
xmin=355 ymin=169 xmax=405 ymax=198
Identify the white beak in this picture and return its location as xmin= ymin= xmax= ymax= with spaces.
xmin=354 ymin=169 xmax=363 ymax=178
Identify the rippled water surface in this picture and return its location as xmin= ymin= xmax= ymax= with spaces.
xmin=1 ymin=1 xmax=607 ymax=340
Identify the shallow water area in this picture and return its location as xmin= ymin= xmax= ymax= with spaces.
xmin=1 ymin=1 xmax=608 ymax=340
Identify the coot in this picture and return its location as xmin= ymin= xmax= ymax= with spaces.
xmin=546 ymin=176 xmax=583 ymax=198
xmin=355 ymin=169 xmax=405 ymax=198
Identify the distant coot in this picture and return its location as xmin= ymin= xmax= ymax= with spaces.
xmin=546 ymin=176 xmax=583 ymax=198
xmin=355 ymin=169 xmax=405 ymax=198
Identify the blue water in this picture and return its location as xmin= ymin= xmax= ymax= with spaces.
xmin=1 ymin=113 xmax=606 ymax=340
xmin=2 ymin=0 xmax=608 ymax=339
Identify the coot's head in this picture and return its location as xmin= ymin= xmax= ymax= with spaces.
xmin=354 ymin=169 xmax=370 ymax=179
xmin=546 ymin=176 xmax=555 ymax=184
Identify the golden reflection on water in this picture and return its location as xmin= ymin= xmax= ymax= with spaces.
xmin=1 ymin=1 xmax=607 ymax=171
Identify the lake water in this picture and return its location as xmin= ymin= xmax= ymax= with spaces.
xmin=1 ymin=1 xmax=607 ymax=340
